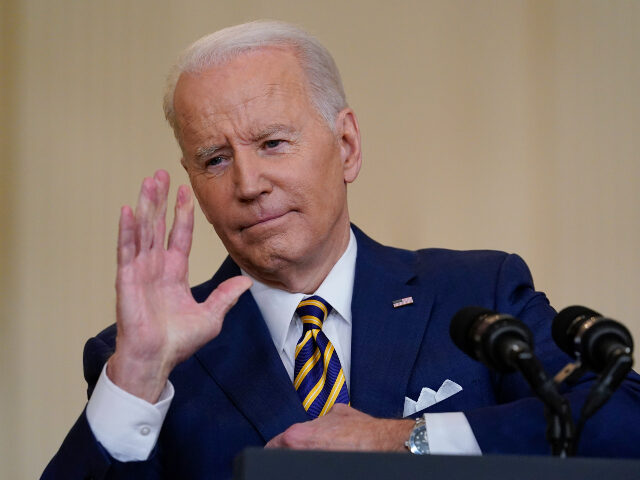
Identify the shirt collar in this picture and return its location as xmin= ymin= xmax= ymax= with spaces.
xmin=244 ymin=228 xmax=357 ymax=354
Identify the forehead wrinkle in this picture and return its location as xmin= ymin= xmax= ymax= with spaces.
xmin=230 ymin=80 xmax=307 ymax=118
xmin=204 ymin=90 xmax=278 ymax=142
xmin=182 ymin=88 xmax=270 ymax=136
xmin=178 ymin=68 xmax=312 ymax=157
xmin=219 ymin=90 xmax=305 ymax=145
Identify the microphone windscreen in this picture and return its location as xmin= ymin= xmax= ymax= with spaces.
xmin=552 ymin=305 xmax=601 ymax=355
xmin=450 ymin=306 xmax=495 ymax=358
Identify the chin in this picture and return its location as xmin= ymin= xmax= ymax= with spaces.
xmin=230 ymin=235 xmax=304 ymax=271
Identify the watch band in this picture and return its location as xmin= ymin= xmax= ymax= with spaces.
xmin=405 ymin=416 xmax=430 ymax=454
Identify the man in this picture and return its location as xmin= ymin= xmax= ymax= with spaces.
xmin=43 ymin=20 xmax=640 ymax=480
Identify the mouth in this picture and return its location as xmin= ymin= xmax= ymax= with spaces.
xmin=240 ymin=211 xmax=292 ymax=232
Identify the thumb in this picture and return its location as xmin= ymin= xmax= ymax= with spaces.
xmin=203 ymin=275 xmax=252 ymax=320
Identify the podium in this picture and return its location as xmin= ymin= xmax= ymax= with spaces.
xmin=234 ymin=448 xmax=640 ymax=480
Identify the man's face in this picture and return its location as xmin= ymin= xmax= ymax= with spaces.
xmin=173 ymin=47 xmax=361 ymax=290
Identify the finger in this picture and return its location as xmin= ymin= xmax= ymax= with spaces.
xmin=152 ymin=170 xmax=170 ymax=250
xmin=265 ymin=423 xmax=308 ymax=449
xmin=203 ymin=276 xmax=252 ymax=320
xmin=135 ymin=177 xmax=158 ymax=252
xmin=167 ymin=185 xmax=194 ymax=255
xmin=117 ymin=205 xmax=136 ymax=266
xmin=265 ymin=432 xmax=285 ymax=449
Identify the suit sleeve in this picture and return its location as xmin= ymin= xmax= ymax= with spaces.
xmin=40 ymin=333 xmax=164 ymax=479
xmin=464 ymin=254 xmax=640 ymax=457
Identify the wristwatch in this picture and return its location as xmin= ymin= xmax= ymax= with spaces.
xmin=405 ymin=417 xmax=430 ymax=454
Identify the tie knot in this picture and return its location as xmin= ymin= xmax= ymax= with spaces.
xmin=296 ymin=295 xmax=332 ymax=331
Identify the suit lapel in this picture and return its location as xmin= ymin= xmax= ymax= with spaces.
xmin=349 ymin=226 xmax=435 ymax=418
xmin=194 ymin=258 xmax=308 ymax=442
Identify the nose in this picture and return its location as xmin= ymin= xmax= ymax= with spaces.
xmin=232 ymin=149 xmax=272 ymax=201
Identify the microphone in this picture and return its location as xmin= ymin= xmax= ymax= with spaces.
xmin=450 ymin=306 xmax=534 ymax=373
xmin=451 ymin=306 xmax=574 ymax=456
xmin=450 ymin=306 xmax=561 ymax=404
xmin=552 ymin=306 xmax=634 ymax=421
xmin=552 ymin=306 xmax=634 ymax=373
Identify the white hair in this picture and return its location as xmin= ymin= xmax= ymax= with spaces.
xmin=163 ymin=20 xmax=348 ymax=134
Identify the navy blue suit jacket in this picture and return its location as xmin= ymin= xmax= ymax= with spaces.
xmin=42 ymin=226 xmax=640 ymax=479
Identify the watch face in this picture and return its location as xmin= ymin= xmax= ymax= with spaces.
xmin=409 ymin=424 xmax=430 ymax=454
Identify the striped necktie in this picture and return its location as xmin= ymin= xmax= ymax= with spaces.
xmin=293 ymin=295 xmax=349 ymax=418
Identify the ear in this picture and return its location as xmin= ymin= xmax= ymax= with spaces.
xmin=336 ymin=108 xmax=362 ymax=184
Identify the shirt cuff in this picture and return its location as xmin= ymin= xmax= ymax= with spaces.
xmin=424 ymin=412 xmax=482 ymax=455
xmin=85 ymin=363 xmax=174 ymax=462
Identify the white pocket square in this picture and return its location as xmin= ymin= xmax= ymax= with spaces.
xmin=403 ymin=379 xmax=463 ymax=417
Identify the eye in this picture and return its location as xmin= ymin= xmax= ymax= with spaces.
xmin=206 ymin=156 xmax=225 ymax=167
xmin=263 ymin=139 xmax=283 ymax=149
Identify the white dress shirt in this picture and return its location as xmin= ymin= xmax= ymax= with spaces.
xmin=86 ymin=229 xmax=480 ymax=460
xmin=247 ymin=228 xmax=356 ymax=390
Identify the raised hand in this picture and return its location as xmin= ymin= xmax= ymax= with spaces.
xmin=108 ymin=170 xmax=252 ymax=402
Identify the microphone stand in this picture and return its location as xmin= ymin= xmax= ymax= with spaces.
xmin=562 ymin=351 xmax=633 ymax=455
xmin=505 ymin=341 xmax=574 ymax=456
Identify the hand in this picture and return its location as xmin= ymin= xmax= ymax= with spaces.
xmin=265 ymin=404 xmax=413 ymax=452
xmin=108 ymin=170 xmax=252 ymax=403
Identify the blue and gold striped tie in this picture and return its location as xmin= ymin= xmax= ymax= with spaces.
xmin=293 ymin=296 xmax=349 ymax=418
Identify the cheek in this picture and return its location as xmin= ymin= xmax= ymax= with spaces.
xmin=190 ymin=180 xmax=227 ymax=226
xmin=302 ymin=182 xmax=346 ymax=226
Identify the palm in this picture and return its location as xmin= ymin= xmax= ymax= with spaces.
xmin=110 ymin=170 xmax=251 ymax=402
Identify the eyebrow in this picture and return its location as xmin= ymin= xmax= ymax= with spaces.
xmin=193 ymin=124 xmax=299 ymax=162
xmin=251 ymin=124 xmax=298 ymax=142
xmin=194 ymin=144 xmax=224 ymax=162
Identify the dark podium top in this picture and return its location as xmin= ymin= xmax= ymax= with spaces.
xmin=235 ymin=448 xmax=640 ymax=480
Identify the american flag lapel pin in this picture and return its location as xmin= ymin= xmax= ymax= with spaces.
xmin=392 ymin=296 xmax=414 ymax=308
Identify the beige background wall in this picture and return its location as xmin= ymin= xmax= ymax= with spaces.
xmin=1 ymin=0 xmax=639 ymax=477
